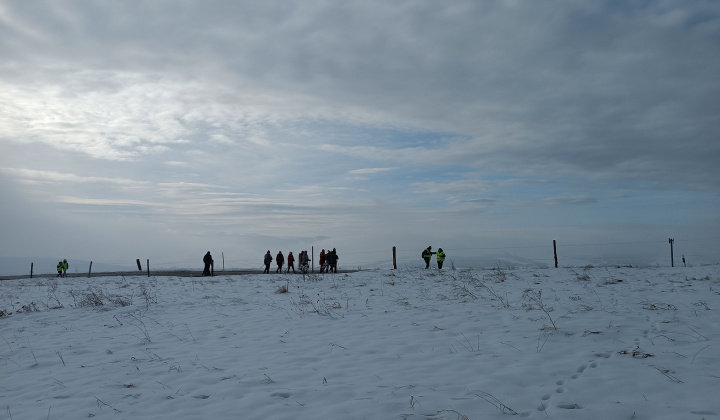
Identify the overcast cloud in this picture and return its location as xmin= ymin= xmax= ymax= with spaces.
xmin=1 ymin=0 xmax=719 ymax=272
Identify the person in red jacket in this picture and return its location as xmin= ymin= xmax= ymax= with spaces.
xmin=319 ymin=249 xmax=326 ymax=273
xmin=286 ymin=252 xmax=296 ymax=273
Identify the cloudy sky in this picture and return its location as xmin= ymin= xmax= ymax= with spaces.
xmin=1 ymin=0 xmax=719 ymax=270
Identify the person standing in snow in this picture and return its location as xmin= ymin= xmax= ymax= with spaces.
xmin=202 ymin=251 xmax=213 ymax=276
xmin=56 ymin=261 xmax=63 ymax=277
xmin=436 ymin=248 xmax=446 ymax=269
xmin=276 ymin=251 xmax=284 ymax=273
xmin=263 ymin=251 xmax=272 ymax=274
xmin=327 ymin=248 xmax=339 ymax=273
xmin=302 ymin=251 xmax=309 ymax=266
xmin=319 ymin=249 xmax=326 ymax=273
xmin=62 ymin=259 xmax=69 ymax=277
xmin=300 ymin=250 xmax=310 ymax=273
xmin=286 ymin=252 xmax=296 ymax=273
xmin=422 ymin=246 xmax=434 ymax=269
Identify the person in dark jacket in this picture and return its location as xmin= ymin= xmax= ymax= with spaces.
xmin=275 ymin=251 xmax=284 ymax=273
xmin=202 ymin=251 xmax=213 ymax=276
xmin=263 ymin=251 xmax=272 ymax=274
xmin=421 ymin=246 xmax=434 ymax=269
xmin=327 ymin=248 xmax=339 ymax=273
xmin=286 ymin=252 xmax=296 ymax=273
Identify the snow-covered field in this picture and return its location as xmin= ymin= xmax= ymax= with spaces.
xmin=1 ymin=266 xmax=718 ymax=419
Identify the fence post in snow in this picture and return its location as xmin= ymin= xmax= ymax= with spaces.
xmin=553 ymin=240 xmax=558 ymax=268
xmin=136 ymin=259 xmax=142 ymax=271
xmin=147 ymin=259 xmax=150 ymax=277
xmin=668 ymin=238 xmax=674 ymax=267
xmin=30 ymin=262 xmax=34 ymax=279
xmin=393 ymin=246 xmax=397 ymax=269
xmin=88 ymin=261 xmax=92 ymax=278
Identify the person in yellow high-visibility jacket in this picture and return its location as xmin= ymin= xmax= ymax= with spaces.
xmin=422 ymin=246 xmax=435 ymax=269
xmin=436 ymin=248 xmax=446 ymax=269
xmin=61 ymin=259 xmax=69 ymax=277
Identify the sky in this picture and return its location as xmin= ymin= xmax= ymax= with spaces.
xmin=1 ymin=0 xmax=719 ymax=271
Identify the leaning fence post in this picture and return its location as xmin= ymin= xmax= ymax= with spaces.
xmin=136 ymin=259 xmax=142 ymax=271
xmin=88 ymin=261 xmax=93 ymax=278
xmin=30 ymin=262 xmax=34 ymax=279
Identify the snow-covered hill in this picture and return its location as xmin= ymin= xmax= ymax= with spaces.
xmin=1 ymin=266 xmax=718 ymax=419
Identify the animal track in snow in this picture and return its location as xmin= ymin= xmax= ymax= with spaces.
xmin=537 ymin=357 xmax=601 ymax=412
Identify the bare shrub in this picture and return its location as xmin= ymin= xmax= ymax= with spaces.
xmin=464 ymin=272 xmax=509 ymax=308
xmin=569 ymin=267 xmax=591 ymax=281
xmin=45 ymin=280 xmax=64 ymax=309
xmin=17 ymin=302 xmax=40 ymax=313
xmin=452 ymin=283 xmax=477 ymax=300
xmin=139 ymin=283 xmax=157 ymax=308
xmin=473 ymin=391 xmax=518 ymax=415
xmin=640 ymin=299 xmax=677 ymax=311
xmin=275 ymin=282 xmax=289 ymax=294
xmin=522 ymin=289 xmax=557 ymax=330
xmin=69 ymin=289 xmax=104 ymax=307
xmin=68 ymin=288 xmax=133 ymax=308
xmin=106 ymin=294 xmax=132 ymax=307
xmin=484 ymin=267 xmax=507 ymax=283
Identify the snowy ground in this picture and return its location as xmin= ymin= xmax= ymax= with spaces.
xmin=1 ymin=266 xmax=719 ymax=419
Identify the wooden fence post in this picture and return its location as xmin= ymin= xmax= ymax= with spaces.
xmin=136 ymin=259 xmax=142 ymax=271
xmin=553 ymin=240 xmax=558 ymax=268
xmin=147 ymin=259 xmax=150 ymax=277
xmin=222 ymin=252 xmax=225 ymax=271
xmin=30 ymin=262 xmax=34 ymax=279
xmin=88 ymin=261 xmax=93 ymax=278
xmin=393 ymin=246 xmax=397 ymax=269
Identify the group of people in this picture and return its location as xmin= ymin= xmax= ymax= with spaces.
xmin=264 ymin=249 xmax=318 ymax=274
xmin=422 ymin=246 xmax=446 ymax=269
xmin=201 ymin=245 xmax=444 ymax=274
xmin=56 ymin=259 xmax=68 ymax=277
xmin=319 ymin=248 xmax=339 ymax=273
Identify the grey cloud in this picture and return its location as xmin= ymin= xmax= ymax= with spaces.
xmin=540 ymin=196 xmax=598 ymax=206
xmin=348 ymin=168 xmax=395 ymax=174
xmin=3 ymin=1 xmax=717 ymax=191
